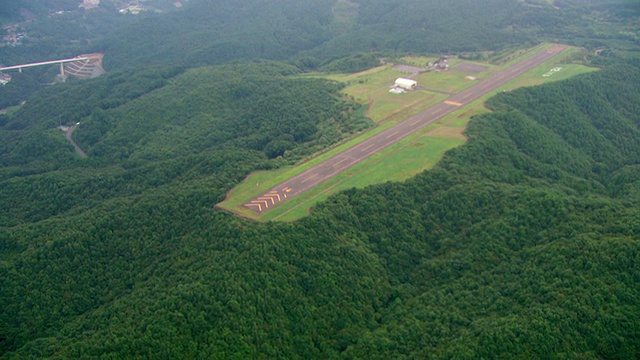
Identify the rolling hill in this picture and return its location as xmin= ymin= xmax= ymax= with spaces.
xmin=0 ymin=0 xmax=639 ymax=358
xmin=1 ymin=57 xmax=638 ymax=359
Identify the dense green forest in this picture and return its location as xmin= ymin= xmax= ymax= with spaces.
xmin=1 ymin=57 xmax=639 ymax=358
xmin=95 ymin=0 xmax=640 ymax=70
xmin=1 ymin=0 xmax=639 ymax=358
xmin=0 ymin=61 xmax=370 ymax=226
xmin=4 ymin=0 xmax=639 ymax=65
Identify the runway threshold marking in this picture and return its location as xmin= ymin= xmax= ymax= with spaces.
xmin=259 ymin=196 xmax=276 ymax=205
xmin=444 ymin=100 xmax=463 ymax=106
xmin=255 ymin=199 xmax=269 ymax=209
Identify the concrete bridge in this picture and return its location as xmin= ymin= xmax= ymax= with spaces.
xmin=0 ymin=53 xmax=105 ymax=81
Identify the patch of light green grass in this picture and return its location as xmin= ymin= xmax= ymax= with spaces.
xmin=2 ymin=103 xmax=25 ymax=116
xmin=415 ymin=71 xmax=481 ymax=93
xmin=264 ymin=132 xmax=464 ymax=221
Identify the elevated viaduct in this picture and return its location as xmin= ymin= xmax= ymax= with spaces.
xmin=0 ymin=53 xmax=105 ymax=81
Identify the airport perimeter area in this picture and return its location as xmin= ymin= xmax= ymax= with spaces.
xmin=218 ymin=44 xmax=597 ymax=221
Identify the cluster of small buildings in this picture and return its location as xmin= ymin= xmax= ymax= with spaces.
xmin=119 ymin=3 xmax=145 ymax=14
xmin=0 ymin=72 xmax=11 ymax=85
xmin=427 ymin=56 xmax=449 ymax=71
xmin=1 ymin=26 xmax=25 ymax=47
xmin=80 ymin=0 xmax=101 ymax=10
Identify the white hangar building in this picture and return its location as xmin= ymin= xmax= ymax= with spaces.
xmin=394 ymin=78 xmax=417 ymax=90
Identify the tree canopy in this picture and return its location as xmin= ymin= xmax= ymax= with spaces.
xmin=0 ymin=0 xmax=639 ymax=358
xmin=1 ymin=57 xmax=639 ymax=358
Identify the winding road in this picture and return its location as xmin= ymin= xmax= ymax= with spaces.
xmin=63 ymin=124 xmax=88 ymax=158
xmin=243 ymin=44 xmax=567 ymax=213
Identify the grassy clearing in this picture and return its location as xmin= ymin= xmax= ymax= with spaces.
xmin=367 ymin=91 xmax=448 ymax=124
xmin=216 ymin=121 xmax=398 ymax=218
xmin=339 ymin=70 xmax=480 ymax=122
xmin=502 ymin=49 xmax=598 ymax=91
xmin=318 ymin=60 xmax=495 ymax=123
xmin=220 ymin=44 xmax=599 ymax=221
xmin=264 ymin=134 xmax=465 ymax=221
xmin=1 ymin=103 xmax=25 ymax=116
xmin=496 ymin=43 xmax=552 ymax=68
xmin=415 ymin=71 xmax=483 ymax=93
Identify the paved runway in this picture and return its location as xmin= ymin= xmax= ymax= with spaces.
xmin=243 ymin=44 xmax=568 ymax=213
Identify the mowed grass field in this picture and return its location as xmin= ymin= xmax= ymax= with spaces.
xmin=218 ymin=44 xmax=597 ymax=221
xmin=262 ymin=133 xmax=466 ymax=221
xmin=322 ymin=67 xmax=451 ymax=124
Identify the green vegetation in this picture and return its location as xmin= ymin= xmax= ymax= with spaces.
xmin=2 ymin=0 xmax=637 ymax=109
xmin=320 ymin=52 xmax=381 ymax=73
xmin=1 ymin=0 xmax=639 ymax=358
xmin=9 ymin=0 xmax=636 ymax=74
xmin=330 ymin=0 xmax=360 ymax=33
xmin=0 ymin=61 xmax=372 ymax=226
xmin=264 ymin=134 xmax=466 ymax=222
xmin=1 ymin=57 xmax=639 ymax=359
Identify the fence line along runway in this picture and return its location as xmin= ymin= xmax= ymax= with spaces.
xmin=243 ymin=44 xmax=567 ymax=213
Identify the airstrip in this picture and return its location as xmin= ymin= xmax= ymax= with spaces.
xmin=218 ymin=44 xmax=596 ymax=220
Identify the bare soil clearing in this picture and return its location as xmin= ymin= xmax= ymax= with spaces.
xmin=453 ymin=63 xmax=490 ymax=73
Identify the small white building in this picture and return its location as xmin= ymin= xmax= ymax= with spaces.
xmin=394 ymin=78 xmax=417 ymax=90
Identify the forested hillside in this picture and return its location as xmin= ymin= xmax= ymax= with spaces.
xmin=0 ymin=61 xmax=369 ymax=227
xmin=1 ymin=58 xmax=638 ymax=358
xmin=98 ymin=0 xmax=639 ymax=70
xmin=2 ymin=0 xmax=637 ymax=108
xmin=98 ymin=0 xmax=336 ymax=70
xmin=1 ymin=0 xmax=639 ymax=358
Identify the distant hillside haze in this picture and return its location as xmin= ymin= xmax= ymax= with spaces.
xmin=98 ymin=0 xmax=534 ymax=69
xmin=2 ymin=0 xmax=637 ymax=70
xmin=1 ymin=0 xmax=637 ymax=105
xmin=98 ymin=0 xmax=336 ymax=70
xmin=97 ymin=0 xmax=638 ymax=70
xmin=0 ymin=0 xmax=77 ymax=20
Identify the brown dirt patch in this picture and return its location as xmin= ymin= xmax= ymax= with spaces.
xmin=453 ymin=63 xmax=489 ymax=73
xmin=392 ymin=64 xmax=427 ymax=77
